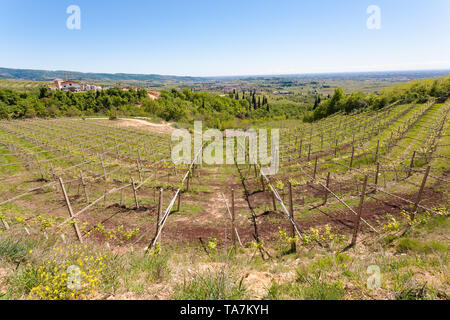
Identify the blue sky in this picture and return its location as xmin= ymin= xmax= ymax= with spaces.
xmin=0 ymin=0 xmax=449 ymax=76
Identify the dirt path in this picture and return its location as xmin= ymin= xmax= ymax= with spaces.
xmin=86 ymin=118 xmax=174 ymax=135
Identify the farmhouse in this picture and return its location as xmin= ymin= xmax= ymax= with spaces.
xmin=50 ymin=78 xmax=102 ymax=92
xmin=60 ymin=80 xmax=81 ymax=92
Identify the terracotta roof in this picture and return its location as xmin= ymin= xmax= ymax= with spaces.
xmin=61 ymin=81 xmax=80 ymax=85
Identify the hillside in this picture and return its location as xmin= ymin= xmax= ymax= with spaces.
xmin=0 ymin=93 xmax=448 ymax=300
xmin=0 ymin=67 xmax=203 ymax=83
xmin=1 ymin=67 xmax=449 ymax=84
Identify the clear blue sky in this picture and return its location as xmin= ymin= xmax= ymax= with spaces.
xmin=0 ymin=0 xmax=449 ymax=76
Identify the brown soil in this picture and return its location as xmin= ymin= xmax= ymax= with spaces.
xmin=114 ymin=119 xmax=174 ymax=135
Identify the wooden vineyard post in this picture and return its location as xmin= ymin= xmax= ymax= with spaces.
xmin=119 ymin=187 xmax=124 ymax=206
xmin=307 ymin=143 xmax=311 ymax=161
xmin=334 ymin=139 xmax=338 ymax=157
xmin=271 ymin=190 xmax=277 ymax=212
xmin=100 ymin=155 xmax=107 ymax=181
xmin=50 ymin=163 xmax=56 ymax=181
xmin=177 ymin=191 xmax=181 ymax=212
xmin=260 ymin=175 xmax=265 ymax=191
xmin=408 ymin=151 xmax=416 ymax=178
xmin=298 ymin=138 xmax=303 ymax=159
xmin=101 ymin=139 xmax=105 ymax=155
xmin=186 ymin=170 xmax=191 ymax=192
xmin=131 ymin=177 xmax=139 ymax=209
xmin=231 ymin=189 xmax=237 ymax=250
xmin=349 ymin=146 xmax=355 ymax=169
xmin=411 ymin=166 xmax=431 ymax=221
xmin=114 ymin=138 xmax=120 ymax=159
xmin=100 ymin=154 xmax=108 ymax=207
xmin=80 ymin=171 xmax=89 ymax=204
xmin=136 ymin=159 xmax=142 ymax=182
xmin=288 ymin=182 xmax=296 ymax=253
xmin=59 ymin=178 xmax=83 ymax=243
xmin=351 ymin=175 xmax=368 ymax=247
xmin=323 ymin=172 xmax=331 ymax=205
xmin=35 ymin=154 xmax=44 ymax=180
xmin=313 ymin=157 xmax=318 ymax=181
xmin=374 ymin=162 xmax=380 ymax=193
xmin=137 ymin=149 xmax=142 ymax=170
xmin=294 ymin=135 xmax=298 ymax=160
xmin=156 ymin=188 xmax=163 ymax=235
xmin=374 ymin=140 xmax=380 ymax=164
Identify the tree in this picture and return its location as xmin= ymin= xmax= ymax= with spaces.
xmin=327 ymin=88 xmax=344 ymax=114
xmin=313 ymin=95 xmax=320 ymax=109
xmin=39 ymin=86 xmax=50 ymax=99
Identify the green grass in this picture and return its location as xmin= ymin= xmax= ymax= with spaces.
xmin=396 ymin=238 xmax=448 ymax=254
xmin=6 ymin=264 xmax=42 ymax=298
xmin=265 ymin=272 xmax=345 ymax=300
xmin=0 ymin=237 xmax=35 ymax=263
xmin=174 ymin=268 xmax=246 ymax=300
xmin=177 ymin=203 xmax=202 ymax=217
xmin=129 ymin=252 xmax=171 ymax=283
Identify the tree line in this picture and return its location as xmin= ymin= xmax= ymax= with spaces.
xmin=1 ymin=76 xmax=448 ymax=128
xmin=0 ymin=86 xmax=149 ymax=119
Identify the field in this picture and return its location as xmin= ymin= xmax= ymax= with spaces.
xmin=0 ymin=80 xmax=47 ymax=91
xmin=0 ymin=99 xmax=449 ymax=300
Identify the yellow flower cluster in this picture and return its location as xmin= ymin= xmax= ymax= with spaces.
xmin=278 ymin=227 xmax=299 ymax=245
xmin=28 ymin=244 xmax=103 ymax=300
xmin=302 ymin=224 xmax=346 ymax=245
xmin=208 ymin=238 xmax=217 ymax=251
xmin=90 ymin=223 xmax=140 ymax=243
xmin=148 ymin=243 xmax=161 ymax=256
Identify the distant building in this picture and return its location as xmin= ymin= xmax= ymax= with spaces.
xmin=148 ymin=90 xmax=161 ymax=100
xmin=49 ymin=79 xmax=102 ymax=92
xmin=273 ymin=90 xmax=292 ymax=95
xmin=61 ymin=81 xmax=81 ymax=92
xmin=80 ymin=83 xmax=102 ymax=91
xmin=51 ymin=78 xmax=64 ymax=90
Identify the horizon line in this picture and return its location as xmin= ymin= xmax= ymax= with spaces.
xmin=1 ymin=65 xmax=450 ymax=80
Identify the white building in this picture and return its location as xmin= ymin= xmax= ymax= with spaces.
xmin=61 ymin=81 xmax=81 ymax=92
xmin=50 ymin=79 xmax=102 ymax=92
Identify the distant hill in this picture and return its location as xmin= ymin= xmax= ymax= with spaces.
xmin=0 ymin=67 xmax=204 ymax=82
xmin=0 ymin=67 xmax=448 ymax=84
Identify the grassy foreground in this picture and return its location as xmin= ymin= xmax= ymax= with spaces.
xmin=1 ymin=208 xmax=448 ymax=300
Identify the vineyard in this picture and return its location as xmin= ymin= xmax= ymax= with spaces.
xmin=0 ymin=100 xmax=449 ymax=300
xmin=0 ymin=80 xmax=46 ymax=91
